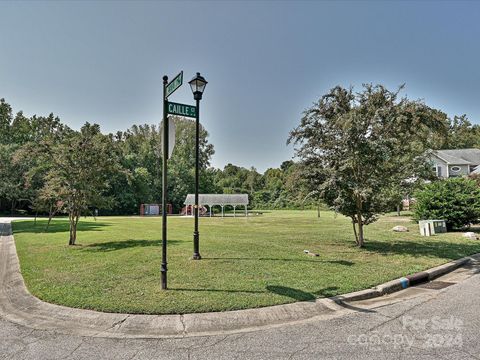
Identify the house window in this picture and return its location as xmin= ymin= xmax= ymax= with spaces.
xmin=451 ymin=166 xmax=461 ymax=172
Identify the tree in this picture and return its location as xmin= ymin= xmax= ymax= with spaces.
xmin=1 ymin=99 xmax=221 ymax=217
xmin=469 ymin=173 xmax=480 ymax=187
xmin=0 ymin=98 xmax=13 ymax=145
xmin=441 ymin=115 xmax=480 ymax=149
xmin=0 ymin=100 xmax=23 ymax=213
xmin=0 ymin=144 xmax=23 ymax=213
xmin=413 ymin=178 xmax=480 ymax=230
xmin=244 ymin=167 xmax=263 ymax=194
xmin=167 ymin=117 xmax=215 ymax=211
xmin=41 ymin=123 xmax=120 ymax=245
xmin=0 ymin=98 xmax=71 ymax=215
xmin=107 ymin=118 xmax=216 ymax=214
xmin=283 ymin=162 xmax=315 ymax=210
xmin=12 ymin=114 xmax=71 ymax=218
xmin=289 ymin=84 xmax=446 ymax=247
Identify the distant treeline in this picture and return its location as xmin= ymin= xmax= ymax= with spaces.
xmin=0 ymin=98 xmax=317 ymax=216
xmin=1 ymin=98 xmax=479 ymax=216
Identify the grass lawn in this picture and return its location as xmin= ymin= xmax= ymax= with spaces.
xmin=12 ymin=210 xmax=480 ymax=314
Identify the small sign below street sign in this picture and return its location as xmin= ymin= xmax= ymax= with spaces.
xmin=165 ymin=71 xmax=183 ymax=98
xmin=167 ymin=101 xmax=197 ymax=118
xmin=160 ymin=117 xmax=176 ymax=158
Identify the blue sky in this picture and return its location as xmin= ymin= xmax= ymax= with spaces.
xmin=1 ymin=1 xmax=479 ymax=172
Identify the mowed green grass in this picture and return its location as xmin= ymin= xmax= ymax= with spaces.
xmin=12 ymin=211 xmax=480 ymax=314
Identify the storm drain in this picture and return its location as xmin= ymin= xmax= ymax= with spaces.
xmin=416 ymin=281 xmax=455 ymax=290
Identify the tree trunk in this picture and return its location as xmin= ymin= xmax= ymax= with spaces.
xmin=45 ymin=204 xmax=57 ymax=231
xmin=69 ymin=229 xmax=74 ymax=245
xmin=397 ymin=204 xmax=401 ymax=217
xmin=69 ymin=211 xmax=80 ymax=246
xmin=357 ymin=220 xmax=364 ymax=248
xmin=74 ymin=213 xmax=79 ymax=243
xmin=317 ymin=203 xmax=320 ymax=218
xmin=68 ymin=211 xmax=75 ymax=245
xmin=352 ymin=218 xmax=359 ymax=244
xmin=355 ymin=195 xmax=365 ymax=248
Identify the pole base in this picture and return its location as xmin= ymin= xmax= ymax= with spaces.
xmin=161 ymin=271 xmax=167 ymax=290
xmin=192 ymin=231 xmax=201 ymax=260
xmin=191 ymin=253 xmax=202 ymax=260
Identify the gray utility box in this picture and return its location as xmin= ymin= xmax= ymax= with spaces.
xmin=419 ymin=220 xmax=447 ymax=236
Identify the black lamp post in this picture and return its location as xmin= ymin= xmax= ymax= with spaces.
xmin=189 ymin=72 xmax=207 ymax=260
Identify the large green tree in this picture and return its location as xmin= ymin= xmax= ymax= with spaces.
xmin=441 ymin=115 xmax=480 ymax=149
xmin=40 ymin=123 xmax=120 ymax=245
xmin=0 ymin=99 xmax=69 ymax=214
xmin=289 ymin=84 xmax=445 ymax=247
xmin=107 ymin=117 xmax=216 ymax=214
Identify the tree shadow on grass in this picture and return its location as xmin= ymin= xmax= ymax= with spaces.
xmin=202 ymin=257 xmax=354 ymax=266
xmin=12 ymin=220 xmax=108 ymax=234
xmin=363 ymin=239 xmax=480 ymax=260
xmin=170 ymin=288 xmax=266 ymax=294
xmin=170 ymin=286 xmax=339 ymax=301
xmin=82 ymin=239 xmax=183 ymax=252
xmin=266 ymin=285 xmax=339 ymax=301
xmin=327 ymin=260 xmax=354 ymax=266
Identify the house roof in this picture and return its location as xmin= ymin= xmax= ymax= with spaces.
xmin=432 ymin=149 xmax=480 ymax=165
xmin=184 ymin=194 xmax=249 ymax=206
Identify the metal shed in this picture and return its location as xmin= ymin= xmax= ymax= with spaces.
xmin=184 ymin=194 xmax=249 ymax=217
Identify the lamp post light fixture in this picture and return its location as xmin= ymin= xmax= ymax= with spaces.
xmin=189 ymin=72 xmax=207 ymax=100
xmin=189 ymin=72 xmax=207 ymax=260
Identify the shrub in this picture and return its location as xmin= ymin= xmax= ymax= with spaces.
xmin=413 ymin=178 xmax=480 ymax=230
xmin=469 ymin=173 xmax=480 ymax=187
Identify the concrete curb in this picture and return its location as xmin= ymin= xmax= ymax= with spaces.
xmin=326 ymin=257 xmax=473 ymax=303
xmin=0 ymin=221 xmax=350 ymax=338
xmin=0 ymin=220 xmax=476 ymax=338
xmin=341 ymin=256 xmax=472 ymax=301
xmin=426 ymin=257 xmax=472 ymax=280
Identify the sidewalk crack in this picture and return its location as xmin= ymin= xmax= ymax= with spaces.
xmin=288 ymin=344 xmax=309 ymax=360
xmin=368 ymin=295 xmax=437 ymax=332
xmin=180 ymin=314 xmax=187 ymax=336
xmin=107 ymin=314 xmax=131 ymax=332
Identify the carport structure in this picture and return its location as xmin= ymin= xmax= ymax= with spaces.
xmin=184 ymin=194 xmax=249 ymax=217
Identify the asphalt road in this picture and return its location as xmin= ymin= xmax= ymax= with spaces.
xmin=1 ymin=266 xmax=479 ymax=360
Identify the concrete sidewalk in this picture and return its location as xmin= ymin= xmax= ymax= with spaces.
xmin=0 ymin=218 xmax=477 ymax=339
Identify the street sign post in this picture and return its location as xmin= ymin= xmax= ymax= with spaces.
xmin=161 ymin=70 xmax=202 ymax=289
xmin=165 ymin=71 xmax=183 ymax=98
xmin=161 ymin=75 xmax=169 ymax=290
xmin=166 ymin=101 xmax=197 ymax=118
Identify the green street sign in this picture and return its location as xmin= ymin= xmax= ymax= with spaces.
xmin=165 ymin=71 xmax=183 ymax=98
xmin=167 ymin=101 xmax=197 ymax=118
